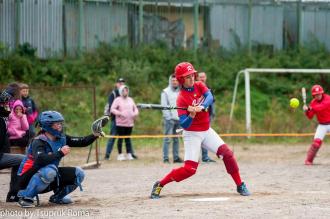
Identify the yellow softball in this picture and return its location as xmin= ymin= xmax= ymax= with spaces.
xmin=290 ymin=98 xmax=300 ymax=109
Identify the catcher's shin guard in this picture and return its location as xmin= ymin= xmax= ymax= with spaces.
xmin=18 ymin=164 xmax=57 ymax=201
xmin=305 ymin=138 xmax=322 ymax=165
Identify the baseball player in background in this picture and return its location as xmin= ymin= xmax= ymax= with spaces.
xmin=150 ymin=62 xmax=251 ymax=199
xmin=303 ymin=85 xmax=330 ymax=165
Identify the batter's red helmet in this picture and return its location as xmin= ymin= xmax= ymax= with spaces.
xmin=311 ymin=85 xmax=324 ymax=96
xmin=175 ymin=62 xmax=198 ymax=84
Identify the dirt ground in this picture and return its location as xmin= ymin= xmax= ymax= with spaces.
xmin=1 ymin=142 xmax=330 ymax=219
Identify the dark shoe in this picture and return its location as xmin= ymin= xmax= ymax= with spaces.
xmin=104 ymin=156 xmax=110 ymax=160
xmin=237 ymin=182 xmax=251 ymax=196
xmin=173 ymin=157 xmax=183 ymax=163
xmin=18 ymin=197 xmax=35 ymax=208
xmin=202 ymin=158 xmax=216 ymax=163
xmin=150 ymin=181 xmax=163 ymax=199
xmin=163 ymin=158 xmax=170 ymax=163
xmin=132 ymin=154 xmax=138 ymax=159
xmin=6 ymin=192 xmax=19 ymax=202
xmin=49 ymin=195 xmax=73 ymax=204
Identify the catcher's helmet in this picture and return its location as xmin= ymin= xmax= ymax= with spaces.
xmin=311 ymin=85 xmax=324 ymax=96
xmin=175 ymin=62 xmax=198 ymax=84
xmin=39 ymin=111 xmax=65 ymax=138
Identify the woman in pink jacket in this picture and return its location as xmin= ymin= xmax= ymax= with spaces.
xmin=8 ymin=100 xmax=29 ymax=149
xmin=111 ymin=85 xmax=139 ymax=161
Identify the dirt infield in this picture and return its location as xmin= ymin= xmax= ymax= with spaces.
xmin=1 ymin=143 xmax=330 ymax=219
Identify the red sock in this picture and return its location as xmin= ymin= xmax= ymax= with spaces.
xmin=159 ymin=161 xmax=199 ymax=186
xmin=159 ymin=172 xmax=174 ymax=186
xmin=230 ymin=172 xmax=242 ymax=186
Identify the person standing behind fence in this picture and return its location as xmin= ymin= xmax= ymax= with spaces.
xmin=20 ymin=83 xmax=38 ymax=138
xmin=197 ymin=72 xmax=216 ymax=163
xmin=104 ymin=78 xmax=125 ymax=160
xmin=8 ymin=100 xmax=30 ymax=152
xmin=110 ymin=85 xmax=139 ymax=161
xmin=161 ymin=74 xmax=183 ymax=163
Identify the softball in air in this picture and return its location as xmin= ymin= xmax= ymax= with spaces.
xmin=290 ymin=98 xmax=300 ymax=109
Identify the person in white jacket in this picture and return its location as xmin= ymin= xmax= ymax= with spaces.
xmin=161 ymin=74 xmax=183 ymax=163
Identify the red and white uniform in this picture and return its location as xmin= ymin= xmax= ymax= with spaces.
xmin=305 ymin=94 xmax=330 ymax=124
xmin=177 ymin=81 xmax=224 ymax=162
xmin=177 ymin=81 xmax=210 ymax=131
xmin=305 ymin=94 xmax=330 ymax=140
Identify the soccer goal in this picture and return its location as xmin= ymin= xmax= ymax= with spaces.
xmin=229 ymin=68 xmax=330 ymax=134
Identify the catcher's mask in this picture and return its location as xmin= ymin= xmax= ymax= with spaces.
xmin=38 ymin=111 xmax=65 ymax=138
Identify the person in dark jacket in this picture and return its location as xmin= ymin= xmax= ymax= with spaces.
xmin=0 ymin=89 xmax=25 ymax=202
xmin=16 ymin=111 xmax=100 ymax=208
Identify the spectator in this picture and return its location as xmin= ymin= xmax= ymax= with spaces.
xmin=104 ymin=78 xmax=125 ymax=160
xmin=20 ymin=83 xmax=38 ymax=138
xmin=161 ymin=74 xmax=183 ymax=163
xmin=8 ymin=100 xmax=29 ymax=152
xmin=110 ymin=85 xmax=139 ymax=161
xmin=6 ymin=82 xmax=21 ymax=109
xmin=0 ymin=89 xmax=24 ymax=202
xmin=197 ymin=72 xmax=216 ymax=163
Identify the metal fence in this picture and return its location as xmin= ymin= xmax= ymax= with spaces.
xmin=1 ymin=0 xmax=330 ymax=58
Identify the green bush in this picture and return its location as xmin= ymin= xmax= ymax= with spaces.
xmin=1 ymin=43 xmax=330 ymax=137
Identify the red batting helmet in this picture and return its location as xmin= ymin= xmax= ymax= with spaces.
xmin=311 ymin=85 xmax=324 ymax=96
xmin=175 ymin=62 xmax=198 ymax=84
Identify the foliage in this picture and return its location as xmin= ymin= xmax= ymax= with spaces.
xmin=1 ymin=42 xmax=330 ymax=136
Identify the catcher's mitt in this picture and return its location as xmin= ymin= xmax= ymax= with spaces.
xmin=91 ymin=116 xmax=109 ymax=137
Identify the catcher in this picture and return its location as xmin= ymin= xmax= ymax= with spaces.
xmin=15 ymin=111 xmax=108 ymax=207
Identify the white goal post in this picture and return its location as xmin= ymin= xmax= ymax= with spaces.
xmin=229 ymin=68 xmax=330 ymax=134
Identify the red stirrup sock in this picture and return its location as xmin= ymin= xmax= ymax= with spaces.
xmin=160 ymin=160 xmax=199 ymax=186
xmin=230 ymin=172 xmax=242 ymax=186
xmin=159 ymin=172 xmax=174 ymax=187
xmin=217 ymin=144 xmax=242 ymax=185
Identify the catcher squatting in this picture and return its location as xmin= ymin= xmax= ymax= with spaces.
xmin=1 ymin=99 xmax=108 ymax=207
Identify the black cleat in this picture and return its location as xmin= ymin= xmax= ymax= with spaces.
xmin=132 ymin=154 xmax=138 ymax=159
xmin=150 ymin=181 xmax=163 ymax=199
xmin=163 ymin=158 xmax=170 ymax=163
xmin=49 ymin=195 xmax=73 ymax=204
xmin=6 ymin=193 xmax=19 ymax=202
xmin=18 ymin=197 xmax=35 ymax=208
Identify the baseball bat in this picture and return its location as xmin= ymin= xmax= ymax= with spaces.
xmin=137 ymin=103 xmax=187 ymax=110
xmin=302 ymin=87 xmax=307 ymax=107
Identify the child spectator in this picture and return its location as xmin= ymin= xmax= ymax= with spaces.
xmin=20 ymin=83 xmax=38 ymax=137
xmin=110 ymin=85 xmax=139 ymax=161
xmin=7 ymin=100 xmax=29 ymax=151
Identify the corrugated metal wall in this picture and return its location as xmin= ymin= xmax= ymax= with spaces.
xmin=210 ymin=3 xmax=283 ymax=51
xmin=1 ymin=0 xmax=330 ymax=58
xmin=210 ymin=4 xmax=248 ymax=50
xmin=83 ymin=1 xmax=128 ymax=50
xmin=0 ymin=0 xmax=16 ymax=51
xmin=301 ymin=4 xmax=330 ymax=50
xmin=64 ymin=0 xmax=128 ymax=57
xmin=19 ymin=0 xmax=63 ymax=58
